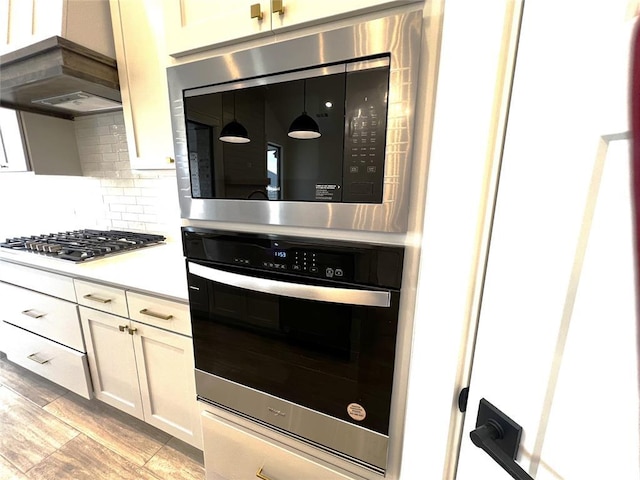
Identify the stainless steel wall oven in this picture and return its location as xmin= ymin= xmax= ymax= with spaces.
xmin=183 ymin=227 xmax=404 ymax=473
xmin=167 ymin=9 xmax=422 ymax=233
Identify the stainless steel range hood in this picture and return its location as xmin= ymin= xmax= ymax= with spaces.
xmin=0 ymin=36 xmax=121 ymax=120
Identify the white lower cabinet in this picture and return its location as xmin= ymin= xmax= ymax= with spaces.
xmin=131 ymin=320 xmax=200 ymax=446
xmin=79 ymin=300 xmax=202 ymax=449
xmin=0 ymin=266 xmax=202 ymax=450
xmin=0 ymin=263 xmax=91 ymax=399
xmin=201 ymin=410 xmax=361 ymax=480
xmin=79 ymin=306 xmax=143 ymax=419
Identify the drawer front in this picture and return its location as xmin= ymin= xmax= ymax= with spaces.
xmin=201 ymin=411 xmax=356 ymax=480
xmin=0 ymin=261 xmax=76 ymax=302
xmin=0 ymin=282 xmax=84 ymax=351
xmin=127 ymin=291 xmax=191 ymax=336
xmin=75 ymin=279 xmax=128 ymax=317
xmin=3 ymin=321 xmax=92 ymax=399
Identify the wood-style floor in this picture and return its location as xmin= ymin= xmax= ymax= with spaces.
xmin=0 ymin=353 xmax=205 ymax=480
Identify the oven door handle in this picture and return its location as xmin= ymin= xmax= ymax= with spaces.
xmin=187 ymin=261 xmax=392 ymax=307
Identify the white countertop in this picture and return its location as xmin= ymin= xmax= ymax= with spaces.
xmin=0 ymin=241 xmax=189 ymax=302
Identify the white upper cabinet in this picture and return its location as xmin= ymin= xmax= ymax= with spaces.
xmin=163 ymin=0 xmax=272 ymax=56
xmin=270 ymin=0 xmax=419 ymax=33
xmin=163 ymin=0 xmax=422 ymax=57
xmin=0 ymin=0 xmax=115 ymax=57
xmin=109 ymin=0 xmax=175 ymax=170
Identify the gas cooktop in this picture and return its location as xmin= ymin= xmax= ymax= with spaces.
xmin=0 ymin=229 xmax=166 ymax=263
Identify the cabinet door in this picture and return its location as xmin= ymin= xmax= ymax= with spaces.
xmin=0 ymin=0 xmax=63 ymax=54
xmin=1 ymin=0 xmax=114 ymax=57
xmin=270 ymin=0 xmax=420 ymax=32
xmin=79 ymin=306 xmax=143 ymax=420
xmin=109 ymin=0 xmax=175 ymax=170
xmin=163 ymin=0 xmax=272 ymax=56
xmin=131 ymin=321 xmax=202 ymax=449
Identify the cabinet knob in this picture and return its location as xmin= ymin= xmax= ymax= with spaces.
xmin=128 ymin=327 xmax=138 ymax=335
xmin=272 ymin=0 xmax=285 ymax=15
xmin=250 ymin=3 xmax=264 ymax=20
xmin=118 ymin=325 xmax=128 ymax=332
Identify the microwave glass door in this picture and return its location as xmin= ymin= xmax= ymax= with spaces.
xmin=183 ymin=62 xmax=389 ymax=203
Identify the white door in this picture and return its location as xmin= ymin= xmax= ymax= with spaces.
xmin=456 ymin=1 xmax=640 ymax=479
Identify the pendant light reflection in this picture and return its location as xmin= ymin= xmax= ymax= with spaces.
xmin=219 ymin=93 xmax=250 ymax=143
xmin=288 ymin=80 xmax=321 ymax=139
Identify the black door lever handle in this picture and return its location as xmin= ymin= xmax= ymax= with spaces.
xmin=469 ymin=399 xmax=534 ymax=480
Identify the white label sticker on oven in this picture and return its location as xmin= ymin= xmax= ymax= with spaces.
xmin=347 ymin=403 xmax=366 ymax=421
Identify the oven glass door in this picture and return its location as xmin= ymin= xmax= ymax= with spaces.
xmin=187 ymin=260 xmax=400 ymax=436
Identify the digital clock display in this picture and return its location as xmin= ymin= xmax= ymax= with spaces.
xmin=274 ymin=250 xmax=287 ymax=258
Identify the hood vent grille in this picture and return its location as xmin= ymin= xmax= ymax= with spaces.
xmin=31 ymin=91 xmax=122 ymax=113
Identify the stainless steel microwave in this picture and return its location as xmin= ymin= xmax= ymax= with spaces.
xmin=167 ymin=9 xmax=422 ymax=233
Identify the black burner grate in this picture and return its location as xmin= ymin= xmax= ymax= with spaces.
xmin=0 ymin=229 xmax=166 ymax=262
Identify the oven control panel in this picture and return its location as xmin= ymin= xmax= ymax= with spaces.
xmin=183 ymin=228 xmax=404 ymax=289
xmin=234 ymin=247 xmax=348 ymax=280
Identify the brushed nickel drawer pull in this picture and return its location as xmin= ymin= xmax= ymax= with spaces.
xmin=256 ymin=467 xmax=273 ymax=480
xmin=27 ymin=353 xmax=50 ymax=364
xmin=21 ymin=309 xmax=46 ymax=319
xmin=83 ymin=293 xmax=112 ymax=304
xmin=139 ymin=309 xmax=173 ymax=321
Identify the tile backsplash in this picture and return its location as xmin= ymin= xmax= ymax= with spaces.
xmin=74 ymin=112 xmax=180 ymax=240
xmin=0 ymin=111 xmax=181 ymax=242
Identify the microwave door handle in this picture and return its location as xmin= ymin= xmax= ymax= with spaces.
xmin=187 ymin=261 xmax=391 ymax=308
